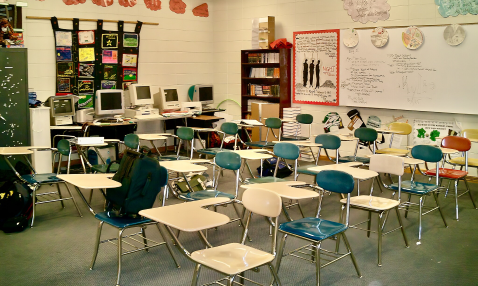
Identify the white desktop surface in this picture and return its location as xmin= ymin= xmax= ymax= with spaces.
xmin=50 ymin=125 xmax=83 ymax=130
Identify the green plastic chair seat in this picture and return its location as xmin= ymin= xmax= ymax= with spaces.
xmin=92 ymin=163 xmax=120 ymax=173
xmin=245 ymin=141 xmax=276 ymax=148
xmin=281 ymin=136 xmax=310 ymax=141
xmin=390 ymin=180 xmax=439 ymax=195
xmin=297 ymin=164 xmax=320 ymax=175
xmin=279 ymin=217 xmax=347 ymax=241
xmin=338 ymin=156 xmax=370 ymax=164
xmin=246 ymin=177 xmax=288 ymax=184
xmin=95 ymin=211 xmax=152 ymax=228
xmin=184 ymin=190 xmax=235 ymax=201
xmin=197 ymin=148 xmax=223 ymax=155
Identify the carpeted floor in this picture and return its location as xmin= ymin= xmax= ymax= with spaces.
xmin=1 ymin=159 xmax=478 ymax=286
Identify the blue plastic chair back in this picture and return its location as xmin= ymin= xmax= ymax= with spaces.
xmin=158 ymin=166 xmax=169 ymax=188
xmin=177 ymin=127 xmax=194 ymax=141
xmin=316 ymin=170 xmax=354 ymax=194
xmin=215 ymin=151 xmax=241 ymax=170
xmin=274 ymin=142 xmax=300 ymax=160
xmin=315 ymin=134 xmax=341 ymax=150
xmin=354 ymin=127 xmax=378 ymax=142
xmin=296 ymin=114 xmax=313 ymax=124
xmin=411 ymin=145 xmax=443 ymax=163
xmin=221 ymin=122 xmax=239 ymax=135
xmin=57 ymin=139 xmax=71 ymax=156
xmin=265 ymin=118 xmax=282 ymax=129
xmin=124 ymin=134 xmax=139 ymax=149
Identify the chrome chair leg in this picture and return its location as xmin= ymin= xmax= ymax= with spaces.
xmin=155 ymin=224 xmax=180 ymax=268
xmin=64 ymin=182 xmax=83 ymax=217
xmin=297 ymin=200 xmax=306 ymax=218
xmin=116 ymin=228 xmax=125 ymax=286
xmin=31 ymin=185 xmax=39 ymax=227
xmin=417 ymin=196 xmax=423 ymax=245
xmin=404 ymin=194 xmax=412 ymax=218
xmin=232 ymin=202 xmax=252 ymax=242
xmin=454 ymin=179 xmax=459 ymax=220
xmin=191 ymin=264 xmax=201 ymax=286
xmin=141 ymin=227 xmax=149 ymax=252
xmin=396 ymin=207 xmax=409 ymax=248
xmin=56 ymin=183 xmax=65 ymax=208
xmin=268 ymin=262 xmax=282 ymax=286
xmin=227 ymin=275 xmax=236 ymax=286
xmin=366 ymin=211 xmax=372 ymax=238
xmin=464 ymin=179 xmax=477 ymax=209
xmin=341 ymin=232 xmax=362 ymax=278
xmin=433 ymin=192 xmax=448 ymax=228
xmin=275 ymin=233 xmax=287 ymax=273
xmin=377 ymin=212 xmax=383 ymax=267
xmin=315 ymin=242 xmax=321 ymax=286
xmin=90 ymin=221 xmax=104 ymax=270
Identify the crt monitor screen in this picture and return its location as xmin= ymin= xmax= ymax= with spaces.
xmin=199 ymin=86 xmax=213 ymax=101
xmin=53 ymin=99 xmax=73 ymax=114
xmin=136 ymin=86 xmax=152 ymax=100
xmin=164 ymin=89 xmax=179 ymax=102
xmin=101 ymin=92 xmax=123 ymax=110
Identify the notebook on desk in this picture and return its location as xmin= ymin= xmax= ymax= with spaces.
xmin=232 ymin=119 xmax=263 ymax=126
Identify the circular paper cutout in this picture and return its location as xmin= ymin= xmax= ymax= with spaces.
xmin=444 ymin=24 xmax=465 ymax=46
xmin=343 ymin=28 xmax=359 ymax=48
xmin=370 ymin=27 xmax=389 ymax=48
xmin=402 ymin=26 xmax=423 ymax=50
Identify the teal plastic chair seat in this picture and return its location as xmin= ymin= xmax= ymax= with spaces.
xmin=95 ymin=211 xmax=153 ymax=228
xmin=246 ymin=177 xmax=288 ymax=184
xmin=22 ymin=173 xmax=62 ymax=184
xmin=338 ymin=156 xmax=370 ymax=164
xmin=390 ymin=180 xmax=439 ymax=195
xmin=279 ymin=217 xmax=348 ymax=241
xmin=297 ymin=164 xmax=320 ymax=175
xmin=197 ymin=148 xmax=223 ymax=156
xmin=92 ymin=163 xmax=120 ymax=173
xmin=281 ymin=136 xmax=310 ymax=141
xmin=245 ymin=141 xmax=275 ymax=148
xmin=184 ymin=190 xmax=235 ymax=201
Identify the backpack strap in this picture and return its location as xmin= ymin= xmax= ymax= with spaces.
xmin=141 ymin=172 xmax=152 ymax=196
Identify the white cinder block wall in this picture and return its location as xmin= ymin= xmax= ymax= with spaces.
xmin=23 ymin=0 xmax=215 ymax=103
xmin=211 ymin=0 xmax=478 ymax=173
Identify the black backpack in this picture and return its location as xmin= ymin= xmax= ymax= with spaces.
xmin=257 ymin=157 xmax=293 ymax=178
xmin=0 ymin=181 xmax=33 ymax=233
xmin=106 ymin=149 xmax=165 ymax=216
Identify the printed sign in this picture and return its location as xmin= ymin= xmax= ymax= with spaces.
xmin=79 ymin=47 xmax=95 ymax=62
xmin=122 ymin=54 xmax=137 ymax=67
xmin=103 ymin=50 xmax=118 ymax=64
xmin=79 ymin=63 xmax=95 ymax=78
xmin=413 ymin=119 xmax=461 ymax=145
xmin=123 ymin=68 xmax=137 ymax=81
xmin=56 ymin=47 xmax=72 ymax=61
xmin=57 ymin=62 xmax=74 ymax=77
xmin=55 ymin=31 xmax=72 ymax=46
xmin=78 ymin=80 xmax=94 ymax=94
xmin=123 ymin=33 xmax=138 ymax=47
xmin=102 ymin=33 xmax=118 ymax=49
xmin=78 ymin=30 xmax=95 ymax=45
xmin=103 ymin=64 xmax=118 ymax=80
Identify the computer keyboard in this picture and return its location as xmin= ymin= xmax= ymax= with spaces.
xmin=163 ymin=112 xmax=192 ymax=117
xmin=134 ymin=114 xmax=163 ymax=120
xmin=92 ymin=117 xmax=124 ymax=124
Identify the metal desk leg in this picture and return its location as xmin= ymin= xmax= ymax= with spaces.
xmin=73 ymin=184 xmax=96 ymax=215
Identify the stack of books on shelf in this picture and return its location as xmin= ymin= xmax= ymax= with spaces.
xmin=247 ymin=84 xmax=280 ymax=96
xmin=247 ymin=53 xmax=279 ymax=63
xmin=249 ymin=67 xmax=280 ymax=78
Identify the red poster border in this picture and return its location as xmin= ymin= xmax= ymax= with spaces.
xmin=293 ymin=29 xmax=340 ymax=106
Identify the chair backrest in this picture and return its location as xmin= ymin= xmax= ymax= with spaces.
xmin=242 ymin=188 xmax=282 ymax=218
xmin=462 ymin=129 xmax=478 ymax=140
xmin=369 ymin=154 xmax=404 ymax=176
xmin=265 ymin=117 xmax=282 ymax=129
xmin=441 ymin=136 xmax=471 ymax=152
xmin=315 ymin=134 xmax=341 ymax=150
xmin=389 ymin=122 xmax=412 ymax=135
xmin=296 ymin=114 xmax=313 ymax=124
xmin=273 ymin=142 xmax=300 ymax=160
xmin=215 ymin=151 xmax=241 ymax=170
xmin=57 ymin=139 xmax=71 ymax=156
xmin=316 ymin=170 xmax=355 ymax=194
xmin=124 ymin=134 xmax=140 ymax=150
xmin=354 ymin=127 xmax=378 ymax=142
xmin=177 ymin=127 xmax=194 ymax=141
xmin=221 ymin=122 xmax=238 ymax=135
xmin=411 ymin=145 xmax=443 ymax=163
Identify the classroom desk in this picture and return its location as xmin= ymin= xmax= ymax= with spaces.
xmin=137 ymin=134 xmax=168 ymax=155
xmin=232 ymin=149 xmax=272 ymax=179
xmin=273 ymin=140 xmax=322 ymax=162
xmin=0 ymin=146 xmax=50 ymax=175
xmin=337 ymin=134 xmax=359 ymax=141
xmin=375 ymin=128 xmax=405 ymax=148
xmin=57 ymin=173 xmax=120 ymax=215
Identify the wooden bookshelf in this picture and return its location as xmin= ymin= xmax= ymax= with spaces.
xmin=240 ymin=49 xmax=291 ymax=118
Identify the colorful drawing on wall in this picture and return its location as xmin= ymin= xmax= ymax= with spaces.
xmin=342 ymin=28 xmax=359 ymax=48
xmin=101 ymin=80 xmax=117 ymax=89
xmin=57 ymin=78 xmax=71 ymax=92
xmin=123 ymin=33 xmax=138 ymax=47
xmin=293 ymin=29 xmax=340 ymax=106
xmin=102 ymin=34 xmax=118 ymax=49
xmin=413 ymin=119 xmax=461 ymax=145
xmin=78 ymin=80 xmax=94 ymax=94
xmin=56 ymin=47 xmax=72 ymax=61
xmin=79 ymin=63 xmax=95 ymax=78
xmin=103 ymin=64 xmax=118 ymax=80
xmin=402 ymin=26 xmax=424 ymax=50
xmin=366 ymin=115 xmax=381 ymax=129
xmin=371 ymin=27 xmax=389 ymax=48
xmin=118 ymin=0 xmax=138 ymax=7
xmin=122 ymin=54 xmax=137 ymax=67
xmin=79 ymin=47 xmax=95 ymax=62
xmin=57 ymin=62 xmax=74 ymax=77
xmin=92 ymin=0 xmax=114 ymax=7
xmin=78 ymin=30 xmax=95 ymax=45
xmin=145 ymin=0 xmax=162 ymax=11
xmin=435 ymin=0 xmax=478 ymax=18
xmin=322 ymin=112 xmax=344 ymax=133
xmin=193 ymin=3 xmax=209 ymax=17
xmin=78 ymin=94 xmax=93 ymax=108
xmin=102 ymin=50 xmax=118 ymax=64
xmin=55 ymin=31 xmax=72 ymax=46
xmin=444 ymin=24 xmax=466 ymax=46
xmin=123 ymin=68 xmax=137 ymax=81
xmin=343 ymin=0 xmax=391 ymax=24
xmin=347 ymin=109 xmax=366 ymax=131
xmin=170 ymin=0 xmax=186 ymax=14
xmin=63 ymin=0 xmax=86 ymax=5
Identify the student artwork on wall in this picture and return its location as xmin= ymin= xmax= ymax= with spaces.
xmin=371 ymin=27 xmax=389 ymax=48
xmin=443 ymin=24 xmax=466 ymax=46
xmin=79 ymin=63 xmax=95 ymax=78
xmin=118 ymin=0 xmax=137 ymax=7
xmin=63 ymin=0 xmax=86 ymax=5
xmin=322 ymin=112 xmax=344 ymax=133
xmin=92 ymin=0 xmax=114 ymax=7
xmin=413 ymin=119 xmax=461 ymax=145
xmin=193 ymin=3 xmax=209 ymax=17
xmin=78 ymin=30 xmax=95 ymax=45
xmin=102 ymin=50 xmax=118 ymax=64
xmin=145 ymin=0 xmax=162 ymax=11
xmin=343 ymin=0 xmax=391 ymax=24
xmin=170 ymin=0 xmax=187 ymax=14
xmin=57 ymin=62 xmax=74 ymax=77
xmin=79 ymin=47 xmax=95 ymax=62
xmin=56 ymin=47 xmax=72 ymax=61
xmin=402 ymin=26 xmax=424 ymax=50
xmin=55 ymin=31 xmax=72 ymax=46
xmin=102 ymin=33 xmax=118 ymax=49
xmin=342 ymin=28 xmax=359 ymax=48
xmin=293 ymin=29 xmax=340 ymax=106
xmin=123 ymin=33 xmax=138 ymax=47
xmin=435 ymin=0 xmax=478 ymax=18
xmin=122 ymin=54 xmax=137 ymax=67
xmin=123 ymin=68 xmax=137 ymax=81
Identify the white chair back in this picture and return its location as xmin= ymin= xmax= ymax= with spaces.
xmin=242 ymin=188 xmax=282 ymax=218
xmin=369 ymin=154 xmax=404 ymax=176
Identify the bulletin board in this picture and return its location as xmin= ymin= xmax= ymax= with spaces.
xmin=50 ymin=17 xmax=142 ymax=109
xmin=293 ymin=29 xmax=340 ymax=106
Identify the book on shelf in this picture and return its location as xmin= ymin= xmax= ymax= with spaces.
xmin=247 ymin=84 xmax=280 ymax=96
xmin=247 ymin=52 xmax=279 ymax=63
xmin=249 ymin=67 xmax=279 ymax=78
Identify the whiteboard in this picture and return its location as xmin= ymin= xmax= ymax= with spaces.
xmin=339 ymin=25 xmax=478 ymax=115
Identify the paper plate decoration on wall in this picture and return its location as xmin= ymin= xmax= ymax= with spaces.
xmin=193 ymin=3 xmax=209 ymax=17
xmin=63 ymin=0 xmax=86 ymax=5
xmin=170 ymin=0 xmax=187 ymax=14
xmin=118 ymin=0 xmax=137 ymax=7
xmin=322 ymin=112 xmax=344 ymax=133
xmin=343 ymin=28 xmax=359 ymax=48
xmin=435 ymin=0 xmax=478 ymax=18
xmin=402 ymin=26 xmax=423 ymax=50
xmin=343 ymin=0 xmax=391 ymax=24
xmin=370 ymin=27 xmax=389 ymax=48
xmin=145 ymin=0 xmax=162 ymax=11
xmin=443 ymin=24 xmax=466 ymax=46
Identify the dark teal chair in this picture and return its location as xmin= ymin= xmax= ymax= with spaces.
xmin=245 ymin=117 xmax=282 ymax=148
xmin=275 ymin=170 xmax=362 ymax=285
xmin=281 ymin=114 xmax=313 ymax=141
xmin=90 ymin=133 xmax=140 ymax=173
xmin=90 ymin=166 xmax=179 ymax=286
xmin=19 ymin=139 xmax=82 ymax=227
xmin=246 ymin=142 xmax=300 ymax=184
xmin=339 ymin=127 xmax=378 ymax=164
xmin=197 ymin=122 xmax=240 ymax=157
xmin=297 ymin=134 xmax=342 ymax=177
xmin=389 ymin=145 xmax=448 ymax=245
xmin=159 ymin=127 xmax=195 ymax=161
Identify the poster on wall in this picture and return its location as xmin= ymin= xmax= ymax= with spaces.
xmin=412 ymin=119 xmax=461 ymax=146
xmin=293 ymin=29 xmax=340 ymax=106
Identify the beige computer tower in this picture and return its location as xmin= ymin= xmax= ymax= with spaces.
xmin=251 ymin=103 xmax=279 ymax=142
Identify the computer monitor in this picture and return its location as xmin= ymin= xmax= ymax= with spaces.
xmin=95 ymin=89 xmax=125 ymax=116
xmin=128 ymin=84 xmax=154 ymax=106
xmin=153 ymin=87 xmax=181 ymax=112
xmin=192 ymin=85 xmax=214 ymax=105
xmin=49 ymin=95 xmax=76 ymax=117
